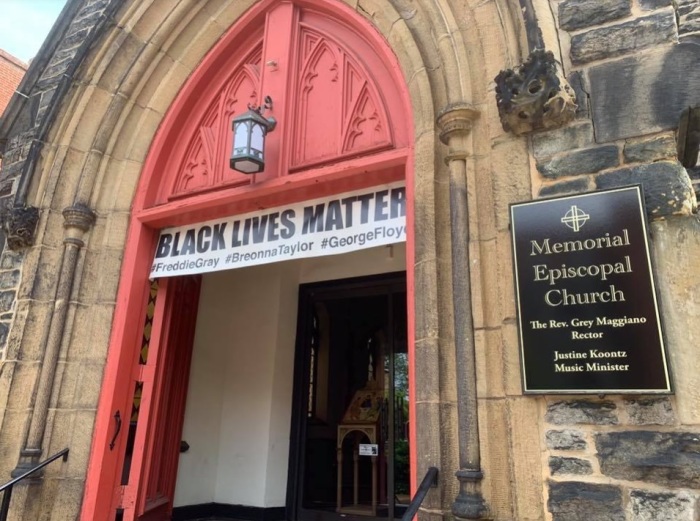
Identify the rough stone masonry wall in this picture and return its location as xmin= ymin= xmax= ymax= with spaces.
xmin=531 ymin=1 xmax=700 ymax=519
xmin=0 ymin=0 xmax=117 ymax=362
xmin=535 ymin=0 xmax=699 ymax=210
xmin=545 ymin=398 xmax=699 ymax=520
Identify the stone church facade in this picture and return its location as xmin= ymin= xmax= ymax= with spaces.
xmin=0 ymin=0 xmax=698 ymax=520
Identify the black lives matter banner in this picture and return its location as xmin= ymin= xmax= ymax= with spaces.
xmin=150 ymin=182 xmax=406 ymax=277
xmin=510 ymin=186 xmax=671 ymax=393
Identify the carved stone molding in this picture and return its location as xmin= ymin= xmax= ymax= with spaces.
xmin=495 ymin=50 xmax=577 ymax=135
xmin=1 ymin=204 xmax=40 ymax=250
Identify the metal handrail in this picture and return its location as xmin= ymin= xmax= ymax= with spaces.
xmin=401 ymin=466 xmax=438 ymax=521
xmin=0 ymin=448 xmax=69 ymax=521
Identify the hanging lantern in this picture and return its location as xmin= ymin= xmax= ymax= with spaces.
xmin=229 ymin=96 xmax=277 ymax=174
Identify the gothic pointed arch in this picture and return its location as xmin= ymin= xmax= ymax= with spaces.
xmin=145 ymin=1 xmax=409 ymax=211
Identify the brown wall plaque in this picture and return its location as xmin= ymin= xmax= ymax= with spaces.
xmin=510 ymin=186 xmax=671 ymax=393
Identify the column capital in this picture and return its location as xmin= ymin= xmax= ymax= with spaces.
xmin=62 ymin=203 xmax=95 ymax=246
xmin=62 ymin=203 xmax=95 ymax=232
xmin=437 ymin=104 xmax=480 ymax=145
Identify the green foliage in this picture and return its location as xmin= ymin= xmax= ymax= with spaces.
xmin=394 ymin=439 xmax=410 ymax=494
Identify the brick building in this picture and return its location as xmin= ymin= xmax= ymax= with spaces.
xmin=0 ymin=50 xmax=27 ymax=170
xmin=0 ymin=1 xmax=698 ymax=521
xmin=0 ymin=50 xmax=27 ymax=116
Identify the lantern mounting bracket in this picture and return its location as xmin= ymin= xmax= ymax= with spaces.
xmin=247 ymin=95 xmax=277 ymax=131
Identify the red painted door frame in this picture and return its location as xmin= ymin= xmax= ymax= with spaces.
xmin=132 ymin=276 xmax=201 ymax=520
xmin=81 ymin=2 xmax=416 ymax=520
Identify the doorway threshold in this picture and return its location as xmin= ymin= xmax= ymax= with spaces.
xmin=172 ymin=504 xmax=286 ymax=521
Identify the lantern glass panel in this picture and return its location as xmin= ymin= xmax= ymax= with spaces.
xmin=233 ymin=121 xmax=250 ymax=155
xmin=251 ymin=123 xmax=265 ymax=158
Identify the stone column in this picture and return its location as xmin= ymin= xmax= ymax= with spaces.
xmin=436 ymin=105 xmax=488 ymax=520
xmin=13 ymin=203 xmax=95 ymax=476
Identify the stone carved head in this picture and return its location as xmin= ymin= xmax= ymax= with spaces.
xmin=495 ymin=50 xmax=577 ymax=135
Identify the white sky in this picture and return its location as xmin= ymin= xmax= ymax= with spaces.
xmin=0 ymin=0 xmax=68 ymax=63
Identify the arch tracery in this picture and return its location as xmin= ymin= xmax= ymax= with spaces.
xmin=145 ymin=1 xmax=409 ymax=212
xmin=173 ymin=46 xmax=264 ymax=196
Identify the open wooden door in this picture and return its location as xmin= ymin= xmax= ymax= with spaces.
xmin=289 ymin=274 xmax=409 ymax=521
xmin=120 ymin=276 xmax=202 ymax=521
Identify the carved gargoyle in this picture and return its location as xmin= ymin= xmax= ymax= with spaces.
xmin=494 ymin=50 xmax=577 ymax=135
xmin=1 ymin=204 xmax=39 ymax=250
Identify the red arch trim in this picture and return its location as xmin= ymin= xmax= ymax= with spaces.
xmin=83 ymin=1 xmax=416 ymax=518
